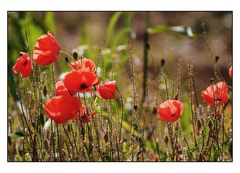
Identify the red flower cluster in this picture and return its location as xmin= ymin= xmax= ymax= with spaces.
xmin=12 ymin=32 xmax=60 ymax=78
xmin=12 ymin=52 xmax=32 ymax=78
xmin=157 ymin=99 xmax=184 ymax=122
xmin=12 ymin=32 xmax=118 ymax=124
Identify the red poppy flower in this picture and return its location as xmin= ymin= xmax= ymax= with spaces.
xmin=33 ymin=32 xmax=61 ymax=66
xmin=75 ymin=105 xmax=95 ymax=124
xmin=44 ymin=94 xmax=81 ymax=124
xmin=201 ymin=81 xmax=228 ymax=106
xmin=157 ymin=100 xmax=184 ymax=122
xmin=63 ymin=70 xmax=99 ymax=93
xmin=97 ymin=80 xmax=116 ymax=99
xmin=70 ymin=57 xmax=96 ymax=73
xmin=55 ymin=80 xmax=76 ymax=96
xmin=12 ymin=52 xmax=32 ymax=78
xmin=229 ymin=66 xmax=232 ymax=78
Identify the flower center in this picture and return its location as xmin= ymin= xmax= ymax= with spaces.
xmin=23 ymin=61 xmax=28 ymax=66
xmin=80 ymin=83 xmax=88 ymax=89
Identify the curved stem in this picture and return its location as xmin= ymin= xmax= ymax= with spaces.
xmin=161 ymin=72 xmax=169 ymax=100
xmin=60 ymin=50 xmax=75 ymax=61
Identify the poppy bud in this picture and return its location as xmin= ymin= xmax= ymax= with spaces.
xmin=72 ymin=50 xmax=78 ymax=60
xmin=161 ymin=59 xmax=165 ymax=67
xmin=65 ymin=57 xmax=69 ymax=63
xmin=164 ymin=135 xmax=169 ymax=145
xmin=215 ymin=56 xmax=220 ymax=63
xmin=43 ymin=86 xmax=48 ymax=97
xmin=133 ymin=105 xmax=138 ymax=111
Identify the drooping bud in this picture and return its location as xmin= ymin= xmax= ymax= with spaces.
xmin=161 ymin=59 xmax=165 ymax=67
xmin=72 ymin=50 xmax=78 ymax=60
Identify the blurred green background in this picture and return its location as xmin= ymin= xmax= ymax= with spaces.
xmin=8 ymin=11 xmax=232 ymax=99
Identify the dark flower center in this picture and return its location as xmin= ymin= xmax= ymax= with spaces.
xmin=171 ymin=114 xmax=176 ymax=117
xmin=23 ymin=61 xmax=28 ymax=66
xmin=80 ymin=83 xmax=88 ymax=89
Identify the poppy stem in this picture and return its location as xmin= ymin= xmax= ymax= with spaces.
xmin=116 ymin=86 xmax=124 ymax=146
xmin=167 ymin=123 xmax=175 ymax=161
xmin=24 ymin=29 xmax=33 ymax=56
xmin=96 ymin=40 xmax=105 ymax=69
xmin=142 ymin=12 xmax=149 ymax=104
xmin=62 ymin=125 xmax=75 ymax=160
xmin=161 ymin=72 xmax=169 ymax=100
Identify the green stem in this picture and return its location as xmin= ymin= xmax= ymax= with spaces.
xmin=141 ymin=13 xmax=149 ymax=104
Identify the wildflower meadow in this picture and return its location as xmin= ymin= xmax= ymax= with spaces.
xmin=8 ymin=12 xmax=232 ymax=162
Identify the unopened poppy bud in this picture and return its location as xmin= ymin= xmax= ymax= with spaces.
xmin=215 ymin=56 xmax=220 ymax=63
xmin=161 ymin=59 xmax=165 ymax=67
xmin=133 ymin=105 xmax=138 ymax=111
xmin=43 ymin=86 xmax=48 ymax=97
xmin=72 ymin=50 xmax=78 ymax=60
xmin=146 ymin=43 xmax=150 ymax=50
xmin=152 ymin=107 xmax=157 ymax=114
xmin=164 ymin=135 xmax=169 ymax=145
xmin=65 ymin=57 xmax=69 ymax=63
